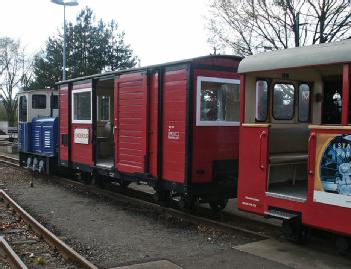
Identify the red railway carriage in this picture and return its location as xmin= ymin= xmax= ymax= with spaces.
xmin=237 ymin=39 xmax=351 ymax=244
xmin=57 ymin=55 xmax=242 ymax=209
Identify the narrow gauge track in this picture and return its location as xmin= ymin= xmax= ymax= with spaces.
xmin=0 ymin=188 xmax=98 ymax=268
xmin=0 ymin=236 xmax=27 ymax=269
xmin=0 ymin=155 xmax=20 ymax=167
xmin=0 ymin=154 xmax=279 ymax=240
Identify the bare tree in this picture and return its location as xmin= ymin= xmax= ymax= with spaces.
xmin=207 ymin=0 xmax=351 ymax=56
xmin=0 ymin=37 xmax=32 ymax=126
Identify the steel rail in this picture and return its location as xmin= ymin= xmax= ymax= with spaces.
xmin=0 ymin=190 xmax=98 ymax=269
xmin=0 ymin=154 xmax=20 ymax=167
xmin=0 ymin=237 xmax=28 ymax=269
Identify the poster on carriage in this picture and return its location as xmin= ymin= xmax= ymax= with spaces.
xmin=314 ymin=134 xmax=351 ymax=208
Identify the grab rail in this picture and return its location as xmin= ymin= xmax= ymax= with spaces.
xmin=259 ymin=131 xmax=267 ymax=169
xmin=308 ymin=132 xmax=316 ymax=175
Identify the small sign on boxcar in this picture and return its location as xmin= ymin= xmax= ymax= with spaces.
xmin=74 ymin=128 xmax=89 ymax=144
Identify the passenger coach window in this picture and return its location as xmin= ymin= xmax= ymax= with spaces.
xmin=255 ymin=80 xmax=268 ymax=121
xmin=298 ymin=84 xmax=310 ymax=122
xmin=72 ymin=89 xmax=92 ymax=123
xmin=19 ymin=96 xmax=27 ymax=122
xmin=32 ymin=94 xmax=46 ymax=109
xmin=196 ymin=76 xmax=240 ymax=126
xmin=273 ymin=83 xmax=295 ymax=120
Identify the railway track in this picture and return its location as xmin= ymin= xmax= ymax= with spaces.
xmin=0 ymin=188 xmax=97 ymax=268
xmin=0 ymin=155 xmax=20 ymax=167
xmin=0 ymin=154 xmax=279 ymax=240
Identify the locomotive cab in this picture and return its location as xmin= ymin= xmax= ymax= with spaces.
xmin=17 ymin=89 xmax=58 ymax=123
xmin=17 ymin=88 xmax=59 ymax=173
xmin=238 ymin=39 xmax=351 ymax=241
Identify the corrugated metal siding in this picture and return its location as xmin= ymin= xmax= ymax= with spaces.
xmin=162 ymin=69 xmax=187 ymax=183
xmin=115 ymin=73 xmax=148 ymax=173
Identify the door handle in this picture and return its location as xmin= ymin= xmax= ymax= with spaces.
xmin=259 ymin=131 xmax=267 ymax=169
xmin=308 ymin=132 xmax=316 ymax=175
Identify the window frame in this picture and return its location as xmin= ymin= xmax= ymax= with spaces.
xmin=19 ymin=95 xmax=28 ymax=122
xmin=71 ymin=88 xmax=92 ymax=124
xmin=196 ymin=76 xmax=240 ymax=127
xmin=298 ymin=82 xmax=311 ymax=123
xmin=272 ymin=82 xmax=296 ymax=121
xmin=255 ymin=79 xmax=270 ymax=122
xmin=31 ymin=94 xmax=47 ymax=109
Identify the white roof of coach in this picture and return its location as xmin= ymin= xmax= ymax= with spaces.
xmin=238 ymin=39 xmax=351 ymax=74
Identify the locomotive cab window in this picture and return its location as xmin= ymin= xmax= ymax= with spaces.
xmin=32 ymin=94 xmax=47 ymax=109
xmin=196 ymin=76 xmax=240 ymax=126
xmin=51 ymin=95 xmax=58 ymax=110
xmin=72 ymin=89 xmax=92 ymax=123
xmin=19 ymin=96 xmax=28 ymax=122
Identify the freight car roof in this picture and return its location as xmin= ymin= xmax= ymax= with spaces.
xmin=238 ymin=39 xmax=351 ymax=74
xmin=55 ymin=55 xmax=243 ymax=85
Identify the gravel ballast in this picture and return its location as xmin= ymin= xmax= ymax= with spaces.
xmin=0 ymin=164 xmax=290 ymax=269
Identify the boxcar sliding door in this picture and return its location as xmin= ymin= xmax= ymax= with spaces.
xmin=71 ymin=80 xmax=95 ymax=170
xmin=114 ymin=73 xmax=148 ymax=174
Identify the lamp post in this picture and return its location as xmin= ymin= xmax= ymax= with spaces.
xmin=51 ymin=0 xmax=79 ymax=81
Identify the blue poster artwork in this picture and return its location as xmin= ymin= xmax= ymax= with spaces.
xmin=320 ymin=134 xmax=351 ymax=196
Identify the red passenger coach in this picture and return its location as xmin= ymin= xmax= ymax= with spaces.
xmin=237 ymin=39 xmax=351 ymax=245
xmin=57 ymin=55 xmax=242 ymax=209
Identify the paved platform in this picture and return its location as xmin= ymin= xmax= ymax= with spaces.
xmin=235 ymin=239 xmax=351 ymax=269
xmin=111 ymin=260 xmax=183 ymax=269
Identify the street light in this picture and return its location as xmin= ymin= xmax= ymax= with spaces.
xmin=51 ymin=0 xmax=79 ymax=81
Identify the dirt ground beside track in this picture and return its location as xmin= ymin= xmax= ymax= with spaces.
xmin=0 ymin=164 xmax=290 ymax=269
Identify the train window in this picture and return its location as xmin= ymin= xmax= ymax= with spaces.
xmin=196 ymin=76 xmax=240 ymax=126
xmin=255 ymin=80 xmax=268 ymax=121
xmin=97 ymin=96 xmax=110 ymax=121
xmin=32 ymin=94 xmax=47 ymax=109
xmin=72 ymin=89 xmax=92 ymax=123
xmin=19 ymin=96 xmax=27 ymax=122
xmin=272 ymin=83 xmax=295 ymax=120
xmin=322 ymin=78 xmax=342 ymax=124
xmin=298 ymin=84 xmax=310 ymax=122
xmin=51 ymin=95 xmax=58 ymax=109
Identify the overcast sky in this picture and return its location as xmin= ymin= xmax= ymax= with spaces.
xmin=1 ymin=0 xmax=213 ymax=66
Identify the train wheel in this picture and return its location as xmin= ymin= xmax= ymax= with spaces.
xmin=282 ymin=218 xmax=309 ymax=244
xmin=154 ymin=190 xmax=171 ymax=207
xmin=179 ymin=196 xmax=198 ymax=212
xmin=209 ymin=199 xmax=228 ymax=213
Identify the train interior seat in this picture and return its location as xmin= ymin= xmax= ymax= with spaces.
xmin=267 ymin=125 xmax=309 ymax=200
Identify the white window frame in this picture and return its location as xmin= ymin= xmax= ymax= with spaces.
xmin=72 ymin=88 xmax=92 ymax=124
xmin=196 ymin=76 xmax=240 ymax=126
xmin=97 ymin=95 xmax=111 ymax=122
